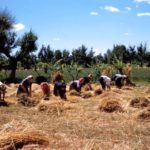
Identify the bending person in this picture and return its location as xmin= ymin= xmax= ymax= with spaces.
xmin=53 ymin=72 xmax=67 ymax=100
xmin=17 ymin=75 xmax=33 ymax=97
xmin=99 ymin=75 xmax=111 ymax=90
xmin=112 ymin=74 xmax=127 ymax=89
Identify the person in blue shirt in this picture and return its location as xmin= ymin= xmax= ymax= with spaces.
xmin=53 ymin=72 xmax=66 ymax=100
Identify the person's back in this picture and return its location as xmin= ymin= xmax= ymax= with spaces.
xmin=69 ymin=80 xmax=81 ymax=92
xmin=17 ymin=75 xmax=33 ymax=96
xmin=99 ymin=75 xmax=111 ymax=90
xmin=114 ymin=74 xmax=127 ymax=88
xmin=78 ymin=74 xmax=93 ymax=90
xmin=54 ymin=80 xmax=66 ymax=99
xmin=53 ymin=72 xmax=67 ymax=100
xmin=112 ymin=74 xmax=122 ymax=81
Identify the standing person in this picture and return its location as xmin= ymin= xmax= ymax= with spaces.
xmin=113 ymin=74 xmax=127 ymax=89
xmin=0 ymin=81 xmax=6 ymax=101
xmin=53 ymin=72 xmax=67 ymax=100
xmin=16 ymin=75 xmax=33 ymax=97
xmin=99 ymin=75 xmax=111 ymax=90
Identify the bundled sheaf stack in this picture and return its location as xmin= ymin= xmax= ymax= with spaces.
xmin=137 ymin=107 xmax=150 ymax=121
xmin=130 ymin=97 xmax=150 ymax=108
xmin=38 ymin=100 xmax=74 ymax=116
xmin=0 ymin=120 xmax=49 ymax=149
xmin=17 ymin=93 xmax=41 ymax=107
xmin=98 ymin=90 xmax=124 ymax=113
xmin=130 ymin=97 xmax=150 ymax=121
xmin=98 ymin=100 xmax=124 ymax=113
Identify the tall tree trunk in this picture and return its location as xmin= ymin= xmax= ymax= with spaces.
xmin=9 ymin=58 xmax=17 ymax=81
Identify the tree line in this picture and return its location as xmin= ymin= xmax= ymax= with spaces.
xmin=0 ymin=10 xmax=150 ymax=81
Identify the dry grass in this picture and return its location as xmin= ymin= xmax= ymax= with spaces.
xmin=17 ymin=94 xmax=40 ymax=107
xmin=94 ymin=88 xmax=103 ymax=95
xmin=38 ymin=100 xmax=65 ymax=115
xmin=0 ymin=120 xmax=49 ymax=150
xmin=83 ymin=85 xmax=92 ymax=91
xmin=0 ymin=131 xmax=49 ymax=150
xmin=137 ymin=107 xmax=150 ymax=121
xmin=69 ymin=90 xmax=81 ymax=96
xmin=0 ymin=83 xmax=150 ymax=149
xmin=81 ymin=92 xmax=93 ymax=99
xmin=38 ymin=100 xmax=74 ymax=116
xmin=130 ymin=97 xmax=150 ymax=108
xmin=98 ymin=100 xmax=124 ymax=113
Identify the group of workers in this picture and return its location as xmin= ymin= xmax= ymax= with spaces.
xmin=0 ymin=73 xmax=128 ymax=101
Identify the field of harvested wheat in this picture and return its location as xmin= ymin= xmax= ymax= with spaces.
xmin=0 ymin=83 xmax=150 ymax=150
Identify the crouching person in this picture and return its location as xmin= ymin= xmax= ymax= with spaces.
xmin=99 ymin=75 xmax=111 ymax=90
xmin=17 ymin=75 xmax=33 ymax=97
xmin=53 ymin=72 xmax=67 ymax=100
xmin=0 ymin=81 xmax=6 ymax=101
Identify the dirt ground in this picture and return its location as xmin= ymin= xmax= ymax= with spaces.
xmin=0 ymin=83 xmax=150 ymax=150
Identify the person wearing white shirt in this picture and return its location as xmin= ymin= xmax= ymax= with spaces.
xmin=112 ymin=74 xmax=127 ymax=88
xmin=99 ymin=75 xmax=111 ymax=90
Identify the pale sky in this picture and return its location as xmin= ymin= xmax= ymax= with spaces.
xmin=1 ymin=0 xmax=150 ymax=55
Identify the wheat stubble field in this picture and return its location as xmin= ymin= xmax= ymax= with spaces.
xmin=0 ymin=83 xmax=150 ymax=150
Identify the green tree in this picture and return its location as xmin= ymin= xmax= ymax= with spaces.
xmin=128 ymin=45 xmax=137 ymax=63
xmin=62 ymin=49 xmax=70 ymax=64
xmin=54 ymin=49 xmax=62 ymax=62
xmin=137 ymin=43 xmax=147 ymax=67
xmin=38 ymin=45 xmax=54 ymax=63
xmin=0 ymin=10 xmax=38 ymax=80
xmin=145 ymin=51 xmax=150 ymax=67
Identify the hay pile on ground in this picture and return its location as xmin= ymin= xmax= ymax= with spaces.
xmin=38 ymin=100 xmax=73 ymax=115
xmin=83 ymin=85 xmax=92 ymax=91
xmin=69 ymin=90 xmax=81 ymax=96
xmin=0 ymin=120 xmax=49 ymax=149
xmin=137 ymin=107 xmax=150 ymax=121
xmin=17 ymin=94 xmax=40 ymax=107
xmin=98 ymin=100 xmax=124 ymax=113
xmin=122 ymin=86 xmax=133 ymax=91
xmin=112 ymin=88 xmax=124 ymax=94
xmin=94 ymin=88 xmax=103 ymax=95
xmin=99 ymin=90 xmax=121 ymax=102
xmin=145 ymin=87 xmax=150 ymax=94
xmin=81 ymin=92 xmax=93 ymax=99
xmin=0 ymin=131 xmax=49 ymax=150
xmin=66 ymin=95 xmax=80 ymax=103
xmin=130 ymin=97 xmax=150 ymax=108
